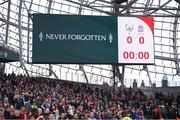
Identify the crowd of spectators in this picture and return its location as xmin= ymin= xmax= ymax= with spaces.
xmin=0 ymin=72 xmax=179 ymax=120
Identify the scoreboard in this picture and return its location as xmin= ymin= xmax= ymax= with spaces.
xmin=118 ymin=17 xmax=154 ymax=64
xmin=32 ymin=14 xmax=154 ymax=64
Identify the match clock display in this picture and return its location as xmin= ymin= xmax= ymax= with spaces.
xmin=118 ymin=17 xmax=154 ymax=64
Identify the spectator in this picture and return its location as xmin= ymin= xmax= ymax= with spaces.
xmin=48 ymin=113 xmax=55 ymax=120
xmin=31 ymin=108 xmax=38 ymax=119
xmin=4 ymin=105 xmax=12 ymax=119
xmin=14 ymin=94 xmax=24 ymax=110
xmin=36 ymin=108 xmax=44 ymax=120
xmin=0 ymin=107 xmax=5 ymax=120
xmin=12 ymin=109 xmax=20 ymax=119
xmin=3 ymin=96 xmax=9 ymax=108
xmin=58 ymin=112 xmax=66 ymax=119
xmin=43 ymin=108 xmax=50 ymax=120
xmin=122 ymin=111 xmax=132 ymax=120
xmin=19 ymin=106 xmax=28 ymax=120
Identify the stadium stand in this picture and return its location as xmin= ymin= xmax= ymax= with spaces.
xmin=0 ymin=0 xmax=180 ymax=120
xmin=0 ymin=73 xmax=179 ymax=119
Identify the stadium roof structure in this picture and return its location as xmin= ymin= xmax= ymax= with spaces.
xmin=0 ymin=0 xmax=180 ymax=87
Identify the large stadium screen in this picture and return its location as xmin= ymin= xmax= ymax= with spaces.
xmin=32 ymin=14 xmax=154 ymax=64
